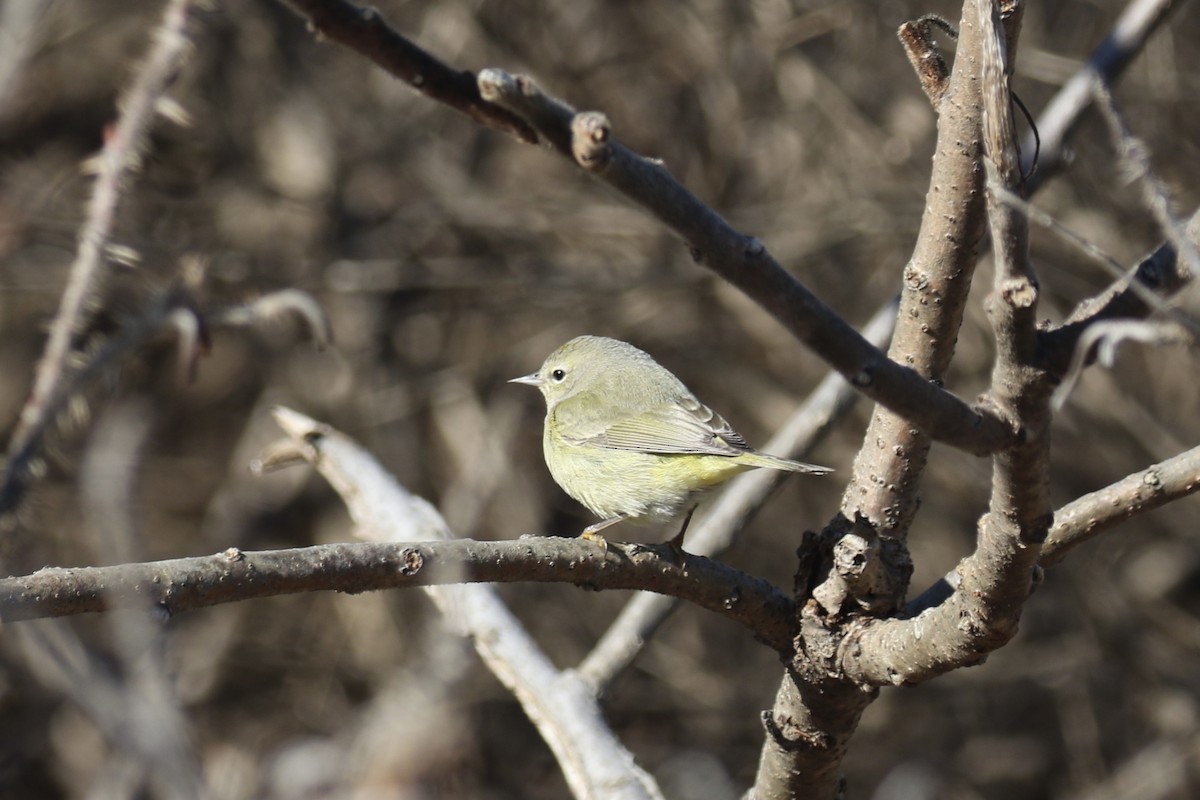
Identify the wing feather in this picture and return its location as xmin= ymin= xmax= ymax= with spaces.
xmin=561 ymin=393 xmax=751 ymax=456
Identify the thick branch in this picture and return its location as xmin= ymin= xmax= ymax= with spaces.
xmin=838 ymin=0 xmax=1024 ymax=540
xmin=0 ymin=538 xmax=794 ymax=651
xmin=839 ymin=0 xmax=1051 ymax=691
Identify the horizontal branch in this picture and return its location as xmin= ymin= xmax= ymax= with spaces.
xmin=0 ymin=538 xmax=795 ymax=652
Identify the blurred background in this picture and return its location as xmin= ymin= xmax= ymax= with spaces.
xmin=0 ymin=0 xmax=1198 ymax=797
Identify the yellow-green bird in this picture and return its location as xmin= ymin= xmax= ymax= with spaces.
xmin=510 ymin=335 xmax=832 ymax=548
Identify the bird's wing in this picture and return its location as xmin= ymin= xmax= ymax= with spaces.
xmin=562 ymin=394 xmax=750 ymax=456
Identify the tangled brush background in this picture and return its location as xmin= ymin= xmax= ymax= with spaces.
xmin=1 ymin=0 xmax=1199 ymax=797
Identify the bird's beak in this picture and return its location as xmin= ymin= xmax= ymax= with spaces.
xmin=508 ymin=372 xmax=545 ymax=387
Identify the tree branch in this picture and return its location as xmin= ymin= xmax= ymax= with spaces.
xmin=0 ymin=537 xmax=794 ymax=651
xmin=748 ymin=4 xmax=1018 ymax=797
xmin=577 ymin=299 xmax=898 ymax=694
xmin=837 ymin=0 xmax=1051 ymax=691
xmin=1 ymin=0 xmax=199 ymax=518
xmin=1041 ymin=445 xmax=1200 ymax=565
xmin=276 ymin=0 xmax=1017 ymax=461
xmin=838 ymin=0 xmax=1025 ymax=543
xmin=1022 ymin=0 xmax=1183 ymax=190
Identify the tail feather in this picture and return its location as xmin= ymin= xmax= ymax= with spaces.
xmin=740 ymin=451 xmax=833 ymax=475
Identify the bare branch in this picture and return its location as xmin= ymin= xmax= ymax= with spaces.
xmin=1023 ymin=0 xmax=1183 ymax=188
xmin=836 ymin=0 xmax=1051 ymax=691
xmin=749 ymin=4 xmax=1020 ymax=796
xmin=278 ymin=0 xmax=537 ymax=143
xmin=5 ymin=0 xmax=198 ymax=483
xmin=208 ymin=288 xmax=334 ymax=349
xmin=1042 ymin=445 xmax=1200 ymax=565
xmin=277 ymin=0 xmax=1015 ymax=459
xmin=0 ymin=290 xmax=207 ymax=517
xmin=1051 ymin=319 xmax=1194 ymax=408
xmin=837 ymin=0 xmax=1025 ymax=543
xmin=991 ymin=185 xmax=1186 ymax=324
xmin=1090 ymin=81 xmax=1200 ymax=279
xmin=267 ymin=407 xmax=667 ymax=800
xmin=0 ymin=537 xmax=794 ymax=650
xmin=1039 ymin=209 xmax=1200 ymax=377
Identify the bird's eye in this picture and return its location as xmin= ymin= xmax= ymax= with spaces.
xmin=551 ymin=368 xmax=567 ymax=382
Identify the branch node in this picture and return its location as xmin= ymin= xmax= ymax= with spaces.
xmin=850 ymin=366 xmax=875 ymax=388
xmin=571 ymin=111 xmax=612 ymax=171
xmin=999 ymin=277 xmax=1038 ymax=309
xmin=897 ymin=16 xmax=954 ymax=106
xmin=399 ymin=547 xmax=425 ymax=576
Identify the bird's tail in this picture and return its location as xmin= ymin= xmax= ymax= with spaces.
xmin=739 ymin=451 xmax=833 ymax=475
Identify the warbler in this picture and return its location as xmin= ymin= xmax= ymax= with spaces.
xmin=510 ymin=335 xmax=831 ymax=548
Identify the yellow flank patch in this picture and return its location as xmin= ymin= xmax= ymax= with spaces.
xmin=645 ymin=454 xmax=754 ymax=492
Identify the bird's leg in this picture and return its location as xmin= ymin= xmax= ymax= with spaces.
xmin=665 ymin=506 xmax=697 ymax=556
xmin=581 ymin=516 xmax=624 ymax=550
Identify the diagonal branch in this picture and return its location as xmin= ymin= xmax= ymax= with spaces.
xmin=1038 ymin=209 xmax=1199 ymax=378
xmin=1022 ymin=0 xmax=1183 ymax=190
xmin=2 ymin=0 xmax=199 ymax=518
xmin=1041 ymin=445 xmax=1200 ymax=565
xmin=276 ymin=0 xmax=1017 ymax=460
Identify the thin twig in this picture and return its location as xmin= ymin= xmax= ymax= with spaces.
xmin=3 ymin=0 xmax=197 ymax=512
xmin=1042 ymin=445 xmax=1200 ymax=565
xmin=1022 ymin=0 xmax=1182 ymax=189
xmin=1039 ymin=208 xmax=1200 ymax=378
xmin=1090 ymin=81 xmax=1200 ymax=279
xmin=1051 ymin=318 xmax=1194 ymax=409
xmin=0 ymin=290 xmax=207 ymax=516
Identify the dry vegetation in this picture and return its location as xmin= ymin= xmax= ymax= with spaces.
xmin=1 ymin=0 xmax=1199 ymax=798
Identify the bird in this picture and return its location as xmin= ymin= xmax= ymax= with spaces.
xmin=510 ymin=335 xmax=831 ymax=549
